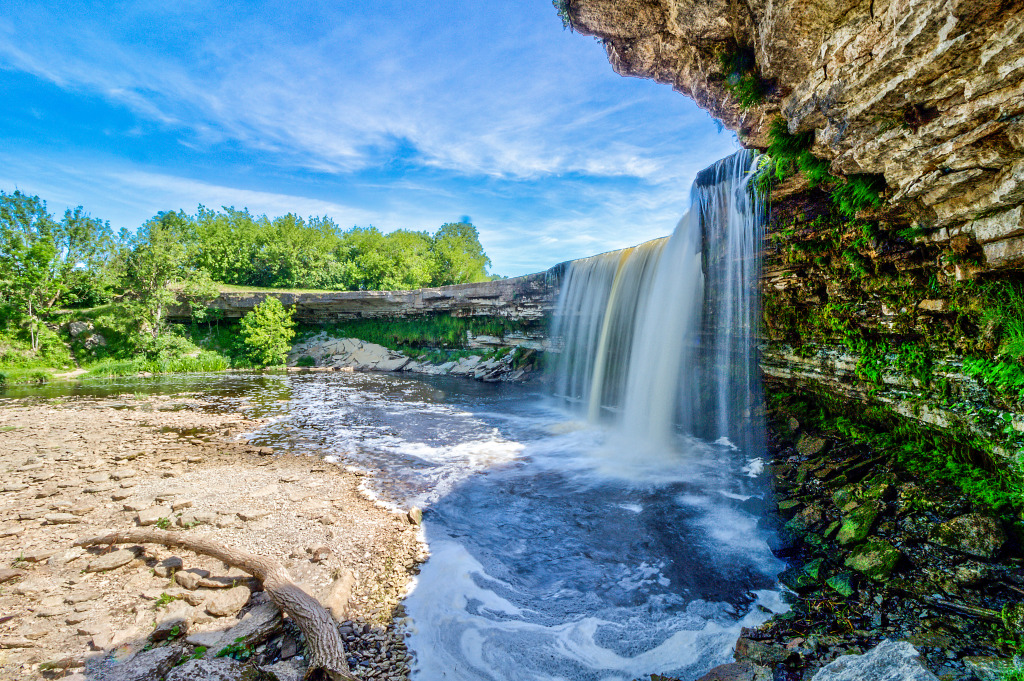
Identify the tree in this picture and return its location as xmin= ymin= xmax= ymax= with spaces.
xmin=239 ymin=296 xmax=296 ymax=367
xmin=53 ymin=206 xmax=116 ymax=306
xmin=118 ymin=211 xmax=189 ymax=339
xmin=430 ymin=222 xmax=491 ymax=285
xmin=0 ymin=191 xmax=61 ymax=350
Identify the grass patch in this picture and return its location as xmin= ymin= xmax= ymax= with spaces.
xmin=299 ymin=315 xmax=535 ymax=354
xmin=84 ymin=351 xmax=229 ymax=379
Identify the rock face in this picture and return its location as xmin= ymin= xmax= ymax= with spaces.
xmin=809 ymin=639 xmax=938 ymax=680
xmin=167 ymin=269 xmax=560 ymax=324
xmin=570 ymin=0 xmax=1024 ymax=264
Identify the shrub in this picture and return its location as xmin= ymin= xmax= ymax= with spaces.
xmin=239 ymin=297 xmax=296 ymax=367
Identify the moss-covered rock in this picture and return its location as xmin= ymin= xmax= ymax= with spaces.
xmin=845 ymin=538 xmax=900 ymax=581
xmin=837 ymin=500 xmax=883 ymax=546
xmin=928 ymin=513 xmax=1006 ymax=559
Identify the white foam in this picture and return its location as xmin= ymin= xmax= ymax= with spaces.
xmin=405 ymin=539 xmax=784 ymax=681
xmin=741 ymin=458 xmax=764 ymax=478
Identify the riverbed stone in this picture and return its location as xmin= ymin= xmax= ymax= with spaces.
xmin=844 ymin=538 xmax=900 ymax=581
xmin=204 ymin=585 xmax=250 ymax=617
xmin=153 ymin=600 xmax=193 ymax=640
xmin=929 ymin=513 xmax=1006 ymax=559
xmin=837 ymin=501 xmax=883 ymax=546
xmin=137 ymin=505 xmax=172 ymax=526
xmin=809 ymin=639 xmax=938 ymax=680
xmin=86 ymin=548 xmax=137 ymax=572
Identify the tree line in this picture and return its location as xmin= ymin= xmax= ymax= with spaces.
xmin=0 ymin=189 xmax=494 ymax=355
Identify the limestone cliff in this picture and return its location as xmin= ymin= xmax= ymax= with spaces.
xmin=570 ymin=0 xmax=1024 ymax=266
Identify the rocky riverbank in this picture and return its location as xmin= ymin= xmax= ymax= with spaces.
xmin=286 ymin=334 xmax=547 ymax=382
xmin=686 ymin=405 xmax=1023 ymax=681
xmin=0 ymin=395 xmax=425 ymax=680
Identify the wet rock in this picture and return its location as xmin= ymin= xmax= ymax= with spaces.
xmin=929 ymin=513 xmax=1006 ymax=559
xmin=809 ymin=639 xmax=938 ymax=680
xmin=735 ymin=636 xmax=791 ymax=666
xmin=696 ymin=662 xmax=770 ymax=681
xmin=86 ymin=548 xmax=137 ymax=572
xmin=837 ymin=501 xmax=883 ymax=546
xmin=204 ymin=585 xmax=250 ymax=617
xmin=796 ymin=434 xmax=828 ymax=457
xmin=845 ymin=538 xmax=900 ymax=581
xmin=826 ymin=572 xmax=856 ymax=598
xmin=165 ymin=658 xmax=245 ymax=681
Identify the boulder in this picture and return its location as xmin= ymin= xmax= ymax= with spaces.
xmin=810 ymin=640 xmax=938 ymax=681
xmin=86 ymin=548 xmax=137 ymax=572
xmin=137 ymin=505 xmax=172 ymax=526
xmin=929 ymin=514 xmax=1006 ymax=559
xmin=796 ymin=434 xmax=828 ymax=457
xmin=153 ymin=600 xmax=193 ymax=640
xmin=204 ymin=585 xmax=251 ymax=617
xmin=837 ymin=501 xmax=883 ymax=546
xmin=185 ymin=601 xmax=282 ymax=655
xmin=845 ymin=538 xmax=900 ymax=581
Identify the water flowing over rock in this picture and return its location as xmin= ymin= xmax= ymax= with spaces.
xmin=553 ymin=149 xmax=764 ymax=450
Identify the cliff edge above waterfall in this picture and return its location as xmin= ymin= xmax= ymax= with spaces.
xmin=568 ymin=0 xmax=1024 ymax=260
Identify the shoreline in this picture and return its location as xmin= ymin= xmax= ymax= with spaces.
xmin=0 ymin=393 xmax=425 ymax=680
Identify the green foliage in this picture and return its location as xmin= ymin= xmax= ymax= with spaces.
xmin=964 ymin=357 xmax=1024 ymax=402
xmin=154 ymin=592 xmax=179 ymax=608
xmin=718 ymin=47 xmax=766 ymax=110
xmin=764 ymin=117 xmax=886 ymax=214
xmin=980 ymin=281 xmax=1024 ymax=362
xmin=306 ymin=314 xmax=530 ymax=354
xmin=239 ymin=297 xmax=296 ymax=367
xmin=552 ymin=0 xmax=571 ymax=29
xmin=216 ymin=637 xmax=255 ymax=661
xmin=833 ymin=175 xmax=886 ymax=217
xmin=772 ymin=392 xmax=1024 ymax=513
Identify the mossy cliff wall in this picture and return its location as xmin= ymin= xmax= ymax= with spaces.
xmin=569 ymin=0 xmax=1024 ymax=487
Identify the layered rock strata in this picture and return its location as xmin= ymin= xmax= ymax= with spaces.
xmin=570 ymin=0 xmax=1024 ymax=268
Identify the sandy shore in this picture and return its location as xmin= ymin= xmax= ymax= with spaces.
xmin=0 ymin=393 xmax=425 ymax=680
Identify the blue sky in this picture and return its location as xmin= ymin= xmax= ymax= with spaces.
xmin=0 ymin=1 xmax=738 ymax=276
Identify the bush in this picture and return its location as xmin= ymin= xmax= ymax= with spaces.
xmin=239 ymin=297 xmax=296 ymax=367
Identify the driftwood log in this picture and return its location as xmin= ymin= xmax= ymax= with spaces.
xmin=74 ymin=528 xmax=359 ymax=681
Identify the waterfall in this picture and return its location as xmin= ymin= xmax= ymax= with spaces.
xmin=552 ymin=150 xmax=764 ymax=453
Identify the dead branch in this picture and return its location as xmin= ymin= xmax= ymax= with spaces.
xmin=75 ymin=528 xmax=358 ymax=681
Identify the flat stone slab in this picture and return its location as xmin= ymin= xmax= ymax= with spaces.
xmin=86 ymin=548 xmax=137 ymax=572
xmin=137 ymin=505 xmax=172 ymax=526
xmin=204 ymin=585 xmax=250 ymax=617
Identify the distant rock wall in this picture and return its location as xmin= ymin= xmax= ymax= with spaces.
xmin=167 ymin=269 xmax=561 ymax=325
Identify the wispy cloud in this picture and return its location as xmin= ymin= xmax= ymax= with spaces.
xmin=0 ymin=1 xmax=738 ymax=275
